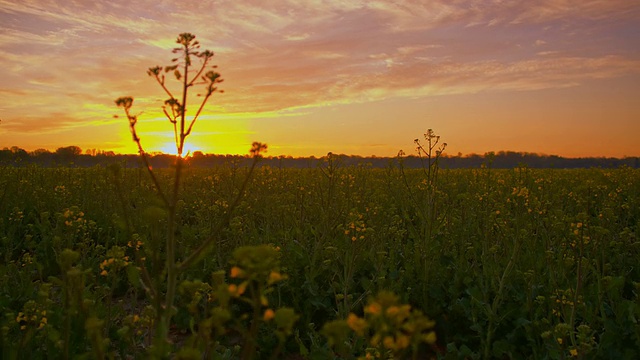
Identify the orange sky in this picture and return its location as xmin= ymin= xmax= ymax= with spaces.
xmin=1 ymin=0 xmax=639 ymax=157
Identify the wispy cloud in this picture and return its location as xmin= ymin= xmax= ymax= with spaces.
xmin=1 ymin=0 xmax=639 ymax=156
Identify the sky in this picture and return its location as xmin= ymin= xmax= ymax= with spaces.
xmin=1 ymin=0 xmax=639 ymax=158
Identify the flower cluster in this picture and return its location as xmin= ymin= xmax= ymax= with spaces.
xmin=541 ymin=322 xmax=596 ymax=358
xmin=57 ymin=207 xmax=96 ymax=246
xmin=54 ymin=184 xmax=70 ymax=198
xmin=344 ymin=211 xmax=369 ymax=242
xmin=569 ymin=221 xmax=591 ymax=247
xmin=99 ymin=246 xmax=130 ymax=276
xmin=15 ymin=300 xmax=48 ymax=331
xmin=324 ymin=291 xmax=437 ymax=359
xmin=19 ymin=251 xmax=34 ymax=268
xmin=226 ymin=245 xmax=287 ymax=304
xmin=549 ymin=288 xmax=583 ymax=319
xmin=179 ymin=280 xmax=212 ymax=315
xmin=126 ymin=237 xmax=144 ymax=251
xmin=8 ymin=207 xmax=24 ymax=222
xmin=118 ymin=305 xmax=155 ymax=339
xmin=62 ymin=207 xmax=85 ymax=227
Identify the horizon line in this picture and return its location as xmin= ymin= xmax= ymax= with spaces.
xmin=3 ymin=145 xmax=639 ymax=160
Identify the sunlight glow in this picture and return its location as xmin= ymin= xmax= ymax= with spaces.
xmin=160 ymin=142 xmax=201 ymax=156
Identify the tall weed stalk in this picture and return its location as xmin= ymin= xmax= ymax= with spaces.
xmin=115 ymin=33 xmax=265 ymax=356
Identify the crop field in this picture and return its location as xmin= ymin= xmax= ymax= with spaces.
xmin=1 ymin=160 xmax=639 ymax=359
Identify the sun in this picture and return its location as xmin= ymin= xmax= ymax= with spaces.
xmin=160 ymin=142 xmax=201 ymax=156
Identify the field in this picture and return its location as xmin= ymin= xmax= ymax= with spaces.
xmin=1 ymin=160 xmax=639 ymax=359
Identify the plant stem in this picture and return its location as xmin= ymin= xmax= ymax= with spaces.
xmin=178 ymin=156 xmax=261 ymax=271
xmin=484 ymin=236 xmax=520 ymax=360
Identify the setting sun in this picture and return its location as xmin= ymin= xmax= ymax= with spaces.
xmin=159 ymin=142 xmax=199 ymax=156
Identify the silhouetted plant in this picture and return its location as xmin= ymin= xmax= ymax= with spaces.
xmin=394 ymin=129 xmax=449 ymax=309
xmin=115 ymin=33 xmax=267 ymax=356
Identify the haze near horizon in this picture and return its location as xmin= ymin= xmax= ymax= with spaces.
xmin=1 ymin=1 xmax=639 ymax=158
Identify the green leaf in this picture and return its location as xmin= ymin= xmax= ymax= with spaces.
xmin=126 ymin=265 xmax=140 ymax=289
xmin=275 ymin=308 xmax=299 ymax=334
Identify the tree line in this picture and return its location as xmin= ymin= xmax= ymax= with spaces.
xmin=1 ymin=146 xmax=638 ymax=169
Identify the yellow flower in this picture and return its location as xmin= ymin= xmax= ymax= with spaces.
xmin=396 ymin=334 xmax=410 ymax=349
xmin=386 ymin=306 xmax=400 ymax=317
xmin=237 ymin=282 xmax=247 ymax=295
xmin=370 ymin=333 xmax=381 ymax=346
xmin=569 ymin=348 xmax=578 ymax=357
xmin=268 ymin=271 xmax=284 ymax=284
xmin=383 ymin=336 xmax=395 ymax=350
xmin=263 ymin=309 xmax=275 ymax=321
xmin=228 ymin=282 xmax=247 ymax=296
xmin=423 ymin=331 xmax=437 ymax=345
xmin=346 ymin=313 xmax=367 ymax=336
xmin=228 ymin=284 xmax=238 ymax=295
xmin=557 ymin=337 xmax=563 ymax=345
xmin=230 ymin=266 xmax=243 ymax=278
xmin=365 ymin=302 xmax=382 ymax=315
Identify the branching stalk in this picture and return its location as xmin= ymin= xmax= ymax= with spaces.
xmin=115 ymin=33 xmax=236 ymax=356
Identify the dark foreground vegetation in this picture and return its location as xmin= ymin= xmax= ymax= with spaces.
xmin=1 ymin=161 xmax=639 ymax=359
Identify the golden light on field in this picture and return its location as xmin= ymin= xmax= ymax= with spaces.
xmin=0 ymin=1 xmax=639 ymax=157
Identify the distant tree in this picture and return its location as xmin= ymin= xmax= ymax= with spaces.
xmin=0 ymin=148 xmax=12 ymax=163
xmin=31 ymin=148 xmax=51 ymax=156
xmin=55 ymin=146 xmax=82 ymax=156
xmin=10 ymin=146 xmax=27 ymax=154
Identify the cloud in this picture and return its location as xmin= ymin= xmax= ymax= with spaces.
xmin=1 ymin=113 xmax=94 ymax=133
xmin=1 ymin=0 xmax=639 ymax=146
xmin=284 ymin=33 xmax=310 ymax=41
